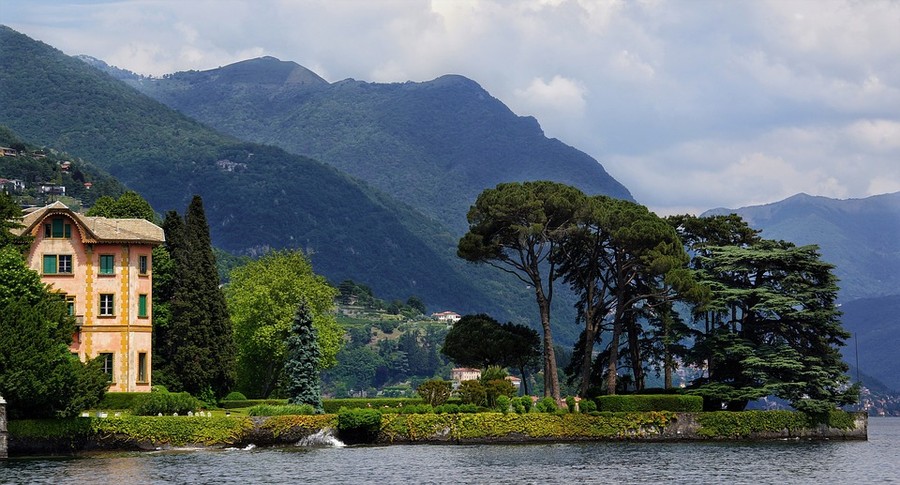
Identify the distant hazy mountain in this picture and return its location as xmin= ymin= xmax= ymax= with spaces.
xmin=92 ymin=56 xmax=633 ymax=234
xmin=841 ymin=295 xmax=900 ymax=392
xmin=0 ymin=25 xmax=554 ymax=327
xmin=704 ymin=192 xmax=900 ymax=302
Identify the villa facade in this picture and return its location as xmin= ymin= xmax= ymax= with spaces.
xmin=14 ymin=202 xmax=165 ymax=392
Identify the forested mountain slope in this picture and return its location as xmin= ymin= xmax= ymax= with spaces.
xmin=0 ymin=25 xmax=555 ymax=327
xmin=89 ymin=55 xmax=633 ymax=234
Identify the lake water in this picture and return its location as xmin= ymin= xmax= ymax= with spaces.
xmin=3 ymin=417 xmax=898 ymax=484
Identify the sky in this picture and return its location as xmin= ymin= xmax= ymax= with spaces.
xmin=4 ymin=0 xmax=900 ymax=215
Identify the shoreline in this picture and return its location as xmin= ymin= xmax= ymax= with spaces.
xmin=7 ymin=411 xmax=867 ymax=456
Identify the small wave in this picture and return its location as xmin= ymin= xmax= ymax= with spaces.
xmin=296 ymin=429 xmax=346 ymax=448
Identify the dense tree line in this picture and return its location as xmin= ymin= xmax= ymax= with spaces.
xmin=461 ymin=182 xmax=855 ymax=412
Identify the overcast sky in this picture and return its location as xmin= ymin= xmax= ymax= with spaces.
xmin=5 ymin=0 xmax=900 ymax=215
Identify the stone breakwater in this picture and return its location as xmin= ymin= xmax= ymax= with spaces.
xmin=8 ymin=412 xmax=867 ymax=455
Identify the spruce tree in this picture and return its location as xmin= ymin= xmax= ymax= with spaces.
xmin=283 ymin=302 xmax=323 ymax=413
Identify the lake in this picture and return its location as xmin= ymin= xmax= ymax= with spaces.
xmin=2 ymin=417 xmax=898 ymax=484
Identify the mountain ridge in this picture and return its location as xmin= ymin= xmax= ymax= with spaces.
xmin=96 ymin=55 xmax=633 ymax=234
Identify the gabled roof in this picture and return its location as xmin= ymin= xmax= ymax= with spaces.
xmin=14 ymin=201 xmax=165 ymax=245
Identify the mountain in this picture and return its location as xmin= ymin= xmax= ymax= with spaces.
xmin=90 ymin=56 xmax=633 ymax=234
xmin=842 ymin=295 xmax=900 ymax=392
xmin=704 ymin=192 xmax=900 ymax=302
xmin=0 ymin=25 xmax=546 ymax=326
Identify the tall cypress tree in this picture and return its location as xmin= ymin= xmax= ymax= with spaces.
xmin=156 ymin=196 xmax=236 ymax=398
xmin=283 ymin=302 xmax=323 ymax=412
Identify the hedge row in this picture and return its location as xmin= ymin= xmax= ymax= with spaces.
xmin=219 ymin=399 xmax=288 ymax=409
xmin=322 ymin=398 xmax=425 ymax=413
xmin=696 ymin=409 xmax=856 ymax=438
xmin=595 ymin=394 xmax=703 ymax=412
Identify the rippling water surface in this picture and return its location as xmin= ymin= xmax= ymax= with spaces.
xmin=3 ymin=418 xmax=898 ymax=484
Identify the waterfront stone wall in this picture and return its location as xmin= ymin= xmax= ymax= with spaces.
xmin=0 ymin=395 xmax=7 ymax=459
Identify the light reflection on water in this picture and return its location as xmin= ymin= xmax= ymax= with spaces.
xmin=2 ymin=418 xmax=898 ymax=484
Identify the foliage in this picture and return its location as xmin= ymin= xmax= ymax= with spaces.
xmin=223 ymin=391 xmax=248 ymax=401
xmin=0 ymin=247 xmax=108 ymax=418
xmin=458 ymin=181 xmax=588 ymax=400
xmin=692 ymin=410 xmax=856 ymax=438
xmin=283 ymin=302 xmax=323 ymax=412
xmin=85 ymin=191 xmax=157 ymax=222
xmin=219 ymin=399 xmax=288 ymax=409
xmin=417 ymin=379 xmax=453 ymax=407
xmin=247 ymin=404 xmax=316 ymax=416
xmin=495 ymin=395 xmax=512 ymax=414
xmin=673 ymin=217 xmax=856 ymax=411
xmin=457 ymin=380 xmax=487 ymax=407
xmin=226 ymin=250 xmax=342 ymax=398
xmin=534 ymin=397 xmax=559 ymax=413
xmin=579 ymin=399 xmax=597 ymax=413
xmin=153 ymin=198 xmax=236 ymax=398
xmin=321 ymin=398 xmax=424 ymax=414
xmin=483 ymin=380 xmax=517 ymax=409
xmin=97 ymin=392 xmax=148 ymax=410
xmin=0 ymin=191 xmax=31 ymax=252
xmin=131 ymin=391 xmax=201 ymax=416
xmin=595 ymin=394 xmax=703 ymax=413
xmin=336 ymin=407 xmax=383 ymax=444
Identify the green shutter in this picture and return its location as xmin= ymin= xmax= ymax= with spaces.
xmin=52 ymin=218 xmax=64 ymax=238
xmin=64 ymin=224 xmax=71 ymax=238
xmin=138 ymin=294 xmax=147 ymax=317
xmin=43 ymin=255 xmax=57 ymax=274
xmin=100 ymin=255 xmax=114 ymax=274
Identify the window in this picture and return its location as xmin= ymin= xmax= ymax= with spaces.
xmin=43 ymin=218 xmax=71 ymax=238
xmin=99 ymin=294 xmax=114 ymax=316
xmin=138 ymin=294 xmax=148 ymax=318
xmin=137 ymin=352 xmax=148 ymax=383
xmin=139 ymin=255 xmax=149 ymax=275
xmin=99 ymin=352 xmax=114 ymax=382
xmin=99 ymin=254 xmax=115 ymax=275
xmin=66 ymin=295 xmax=76 ymax=316
xmin=42 ymin=254 xmax=73 ymax=274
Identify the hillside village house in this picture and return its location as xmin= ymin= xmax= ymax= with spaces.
xmin=12 ymin=202 xmax=164 ymax=392
xmin=431 ymin=311 xmax=461 ymax=323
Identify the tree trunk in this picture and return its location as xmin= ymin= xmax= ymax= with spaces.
xmin=626 ymin=313 xmax=644 ymax=391
xmin=537 ymin=292 xmax=560 ymax=400
xmin=578 ymin=318 xmax=599 ymax=396
xmin=605 ymin=314 xmax=622 ymax=395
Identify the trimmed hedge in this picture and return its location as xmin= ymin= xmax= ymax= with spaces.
xmin=10 ymin=416 xmax=254 ymax=447
xmin=97 ymin=392 xmax=147 ymax=410
xmin=336 ymin=408 xmax=382 ymax=444
xmin=220 ymin=399 xmax=288 ymax=409
xmin=323 ymin=398 xmax=424 ymax=413
xmin=596 ymin=394 xmax=703 ymax=412
xmin=696 ymin=409 xmax=856 ymax=438
xmin=132 ymin=392 xmax=201 ymax=416
xmin=247 ymin=404 xmax=316 ymax=416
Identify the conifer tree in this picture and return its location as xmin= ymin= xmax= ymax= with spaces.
xmin=283 ymin=302 xmax=323 ymax=413
xmin=156 ymin=196 xmax=236 ymax=398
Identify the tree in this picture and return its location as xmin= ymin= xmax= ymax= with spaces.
xmin=283 ymin=302 xmax=323 ymax=412
xmin=226 ymin=250 xmax=342 ymax=398
xmin=86 ymin=191 xmax=157 ymax=222
xmin=416 ymin=379 xmax=452 ymax=406
xmin=0 ymin=247 xmax=107 ymax=418
xmin=559 ymin=196 xmax=697 ymax=395
xmin=155 ymin=196 xmax=236 ymax=398
xmin=458 ymin=181 xmax=586 ymax=400
xmin=406 ymin=296 xmax=426 ymax=315
xmin=0 ymin=191 xmax=31 ymax=252
xmin=677 ymin=220 xmax=857 ymax=412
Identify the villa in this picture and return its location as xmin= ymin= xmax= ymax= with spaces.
xmin=12 ymin=201 xmax=165 ymax=392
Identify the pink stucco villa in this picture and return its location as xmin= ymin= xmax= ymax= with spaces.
xmin=14 ymin=202 xmax=165 ymax=392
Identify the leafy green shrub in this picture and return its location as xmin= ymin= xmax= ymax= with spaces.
xmin=458 ymin=380 xmax=486 ymax=406
xmin=496 ymin=395 xmax=511 ymax=414
xmin=458 ymin=404 xmax=478 ymax=413
xmin=97 ymin=392 xmax=146 ymax=410
xmin=512 ymin=397 xmax=525 ymax=414
xmin=434 ymin=403 xmax=459 ymax=414
xmin=596 ymin=394 xmax=702 ymax=412
xmin=336 ymin=407 xmax=382 ymax=444
xmin=381 ymin=404 xmax=434 ymax=415
xmin=579 ymin=399 xmax=597 ymax=413
xmin=131 ymin=391 xmax=201 ymax=416
xmin=417 ymin=380 xmax=453 ymax=407
xmin=223 ymin=391 xmax=248 ymax=401
xmin=565 ymin=396 xmax=577 ymax=413
xmin=247 ymin=404 xmax=316 ymax=416
xmin=484 ymin=379 xmax=516 ymax=408
xmin=534 ymin=397 xmax=558 ymax=413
